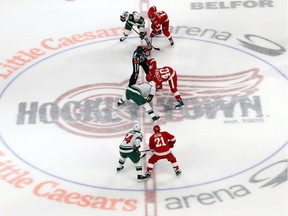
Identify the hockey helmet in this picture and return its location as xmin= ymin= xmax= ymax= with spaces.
xmin=147 ymin=58 xmax=157 ymax=71
xmin=148 ymin=6 xmax=157 ymax=19
xmin=146 ymin=58 xmax=156 ymax=66
xmin=133 ymin=123 xmax=141 ymax=132
xmin=145 ymin=45 xmax=152 ymax=52
xmin=135 ymin=46 xmax=145 ymax=55
xmin=153 ymin=124 xmax=161 ymax=133
xmin=132 ymin=11 xmax=141 ymax=22
xmin=146 ymin=74 xmax=154 ymax=82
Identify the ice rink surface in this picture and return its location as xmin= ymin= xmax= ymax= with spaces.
xmin=0 ymin=0 xmax=287 ymax=215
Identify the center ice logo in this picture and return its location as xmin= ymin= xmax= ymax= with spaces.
xmin=16 ymin=68 xmax=263 ymax=138
xmin=0 ymin=28 xmax=286 ymax=193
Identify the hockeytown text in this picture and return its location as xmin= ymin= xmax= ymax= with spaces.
xmin=16 ymin=95 xmax=263 ymax=125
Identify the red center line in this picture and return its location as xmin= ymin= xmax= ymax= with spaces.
xmin=139 ymin=1 xmax=158 ymax=216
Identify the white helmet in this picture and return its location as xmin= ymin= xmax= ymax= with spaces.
xmin=133 ymin=123 xmax=141 ymax=132
xmin=132 ymin=11 xmax=141 ymax=22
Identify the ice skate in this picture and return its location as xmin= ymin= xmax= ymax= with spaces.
xmin=120 ymin=36 xmax=127 ymax=42
xmin=175 ymin=169 xmax=182 ymax=178
xmin=152 ymin=115 xmax=160 ymax=122
xmin=137 ymin=175 xmax=148 ymax=183
xmin=175 ymin=100 xmax=184 ymax=109
xmin=169 ymin=38 xmax=174 ymax=46
xmin=117 ymin=98 xmax=125 ymax=107
xmin=145 ymin=172 xmax=151 ymax=179
xmin=116 ymin=166 xmax=124 ymax=172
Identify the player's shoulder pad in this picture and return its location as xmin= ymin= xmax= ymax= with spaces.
xmin=139 ymin=16 xmax=145 ymax=24
xmin=163 ymin=131 xmax=173 ymax=136
xmin=136 ymin=131 xmax=143 ymax=138
xmin=128 ymin=14 xmax=134 ymax=21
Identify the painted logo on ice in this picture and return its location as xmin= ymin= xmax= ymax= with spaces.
xmin=0 ymin=32 xmax=286 ymax=192
xmin=16 ymin=68 xmax=263 ymax=138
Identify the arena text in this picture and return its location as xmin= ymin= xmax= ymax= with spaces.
xmin=191 ymin=0 xmax=274 ymax=10
xmin=0 ymin=151 xmax=137 ymax=212
xmin=0 ymin=27 xmax=124 ymax=79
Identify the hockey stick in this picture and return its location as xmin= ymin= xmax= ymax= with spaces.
xmin=140 ymin=153 xmax=147 ymax=159
xmin=140 ymin=149 xmax=151 ymax=153
xmin=131 ymin=27 xmax=160 ymax=51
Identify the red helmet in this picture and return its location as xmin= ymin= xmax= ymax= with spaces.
xmin=146 ymin=58 xmax=157 ymax=72
xmin=148 ymin=6 xmax=157 ymax=14
xmin=148 ymin=6 xmax=157 ymax=19
xmin=145 ymin=45 xmax=152 ymax=52
xmin=146 ymin=58 xmax=156 ymax=66
xmin=146 ymin=74 xmax=154 ymax=82
xmin=153 ymin=124 xmax=161 ymax=133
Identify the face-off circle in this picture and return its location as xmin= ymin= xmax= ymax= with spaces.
xmin=0 ymin=37 xmax=287 ymax=191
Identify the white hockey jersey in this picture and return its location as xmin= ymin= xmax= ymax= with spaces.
xmin=119 ymin=130 xmax=143 ymax=153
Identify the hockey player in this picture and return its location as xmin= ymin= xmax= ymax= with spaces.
xmin=146 ymin=58 xmax=184 ymax=109
xmin=128 ymin=45 xmax=152 ymax=87
xmin=147 ymin=6 xmax=174 ymax=46
xmin=145 ymin=124 xmax=181 ymax=179
xmin=116 ymin=123 xmax=147 ymax=183
xmin=119 ymin=11 xmax=149 ymax=42
xmin=117 ymin=74 xmax=160 ymax=122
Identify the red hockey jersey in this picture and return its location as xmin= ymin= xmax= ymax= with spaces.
xmin=150 ymin=11 xmax=169 ymax=32
xmin=149 ymin=131 xmax=176 ymax=155
xmin=149 ymin=65 xmax=175 ymax=90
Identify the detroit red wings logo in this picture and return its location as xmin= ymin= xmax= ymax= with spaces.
xmin=53 ymin=68 xmax=263 ymax=138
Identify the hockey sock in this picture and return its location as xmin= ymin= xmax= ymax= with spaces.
xmin=118 ymin=158 xmax=126 ymax=167
xmin=147 ymin=109 xmax=156 ymax=118
xmin=173 ymin=91 xmax=180 ymax=98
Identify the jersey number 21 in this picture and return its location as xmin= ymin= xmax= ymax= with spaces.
xmin=155 ymin=136 xmax=166 ymax=147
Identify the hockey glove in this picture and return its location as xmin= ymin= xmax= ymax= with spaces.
xmin=139 ymin=31 xmax=147 ymax=40
xmin=169 ymin=142 xmax=174 ymax=148
xmin=156 ymin=82 xmax=162 ymax=91
xmin=133 ymin=146 xmax=141 ymax=156
xmin=146 ymin=94 xmax=154 ymax=103
xmin=120 ymin=16 xmax=126 ymax=22
xmin=168 ymin=140 xmax=176 ymax=148
xmin=120 ymin=11 xmax=128 ymax=22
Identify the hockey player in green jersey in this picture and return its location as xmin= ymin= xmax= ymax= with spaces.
xmin=119 ymin=11 xmax=149 ymax=43
xmin=116 ymin=123 xmax=147 ymax=183
xmin=117 ymin=74 xmax=160 ymax=122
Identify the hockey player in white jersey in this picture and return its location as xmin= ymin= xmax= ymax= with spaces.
xmin=117 ymin=74 xmax=160 ymax=122
xmin=116 ymin=123 xmax=147 ymax=182
xmin=119 ymin=11 xmax=149 ymax=43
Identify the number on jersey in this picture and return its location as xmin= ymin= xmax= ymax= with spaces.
xmin=155 ymin=136 xmax=166 ymax=147
xmin=124 ymin=134 xmax=133 ymax=144
xmin=158 ymin=68 xmax=170 ymax=79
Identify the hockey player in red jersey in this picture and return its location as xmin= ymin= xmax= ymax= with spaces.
xmin=147 ymin=6 xmax=174 ymax=46
xmin=146 ymin=58 xmax=184 ymax=109
xmin=145 ymin=124 xmax=181 ymax=179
